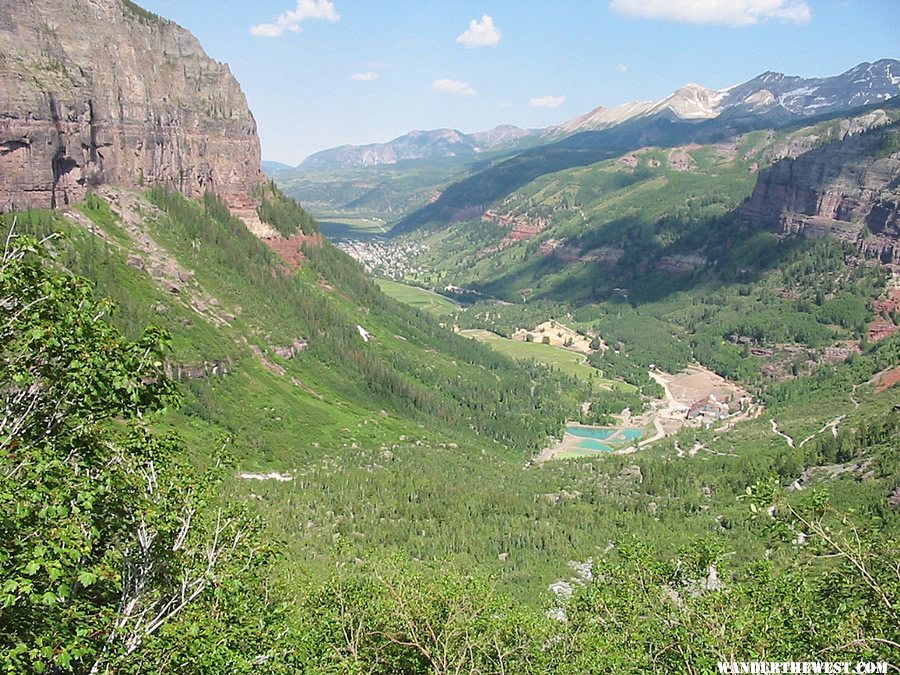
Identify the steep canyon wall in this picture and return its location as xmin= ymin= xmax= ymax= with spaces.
xmin=741 ymin=118 xmax=900 ymax=266
xmin=0 ymin=0 xmax=262 ymax=211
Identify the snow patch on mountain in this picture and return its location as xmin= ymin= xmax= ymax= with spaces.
xmin=298 ymin=59 xmax=899 ymax=168
xmin=647 ymin=84 xmax=727 ymax=119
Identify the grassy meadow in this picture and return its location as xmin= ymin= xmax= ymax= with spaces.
xmin=458 ymin=328 xmax=634 ymax=391
xmin=377 ymin=279 xmax=460 ymax=317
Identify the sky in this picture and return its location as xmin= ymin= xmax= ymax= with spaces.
xmin=136 ymin=0 xmax=899 ymax=165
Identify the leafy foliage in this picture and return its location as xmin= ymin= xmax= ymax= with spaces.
xmin=0 ymin=233 xmax=283 ymax=672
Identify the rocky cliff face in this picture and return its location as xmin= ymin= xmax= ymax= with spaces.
xmin=741 ymin=114 xmax=900 ymax=267
xmin=0 ymin=0 xmax=262 ymax=211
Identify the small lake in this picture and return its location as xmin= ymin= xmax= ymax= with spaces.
xmin=566 ymin=426 xmax=616 ymax=440
xmin=578 ymin=439 xmax=615 ymax=452
xmin=562 ymin=424 xmax=645 ymax=455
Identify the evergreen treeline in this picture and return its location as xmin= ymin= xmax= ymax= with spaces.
xmin=144 ymin=188 xmax=589 ymax=452
xmin=254 ymin=180 xmax=320 ymax=237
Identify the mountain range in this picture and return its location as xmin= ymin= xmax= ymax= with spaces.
xmin=298 ymin=125 xmax=537 ymax=169
xmin=294 ymin=59 xmax=900 ymax=170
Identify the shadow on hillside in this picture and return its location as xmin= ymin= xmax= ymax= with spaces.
xmin=391 ymin=98 xmax=900 ymax=238
xmin=467 ymin=118 xmax=900 ymax=307
xmin=468 ymin=211 xmax=808 ymax=308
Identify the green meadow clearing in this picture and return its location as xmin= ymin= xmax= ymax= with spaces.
xmin=317 ymin=216 xmax=390 ymax=239
xmin=459 ymin=328 xmax=634 ymax=391
xmin=377 ymin=279 xmax=460 ymax=317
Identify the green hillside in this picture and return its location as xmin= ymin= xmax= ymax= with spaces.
xmin=274 ymin=158 xmax=475 ymax=233
xmin=3 ymin=43 xmax=899 ymax=672
xmin=376 ymin=278 xmax=460 ymax=317
xmin=4 ymin=196 xmax=898 ymax=670
xmin=402 ymin=109 xmax=900 ymax=306
xmin=3 ymin=191 xmax=590 ymax=458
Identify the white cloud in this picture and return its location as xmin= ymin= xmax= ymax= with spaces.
xmin=250 ymin=23 xmax=284 ymax=38
xmin=251 ymin=0 xmax=340 ymax=38
xmin=352 ymin=71 xmax=379 ymax=81
xmin=608 ymin=0 xmax=811 ymax=26
xmin=431 ymin=79 xmax=477 ymax=96
xmin=529 ymin=95 xmax=566 ymax=109
xmin=456 ymin=15 xmax=501 ymax=47
xmin=616 ymin=63 xmax=628 ymax=73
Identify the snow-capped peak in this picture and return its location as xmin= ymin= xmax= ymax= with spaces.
xmin=648 ymin=83 xmax=728 ymax=119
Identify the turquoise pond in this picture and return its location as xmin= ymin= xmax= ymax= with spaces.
xmin=565 ymin=426 xmax=645 ymax=451
xmin=565 ymin=426 xmax=615 ymax=440
xmin=578 ymin=439 xmax=615 ymax=452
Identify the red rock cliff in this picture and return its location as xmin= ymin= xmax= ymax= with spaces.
xmin=0 ymin=0 xmax=262 ymax=211
xmin=740 ymin=114 xmax=900 ymax=267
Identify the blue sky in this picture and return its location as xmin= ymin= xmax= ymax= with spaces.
xmin=137 ymin=0 xmax=899 ymax=165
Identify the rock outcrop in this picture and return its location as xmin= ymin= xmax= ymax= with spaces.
xmin=478 ymin=209 xmax=550 ymax=257
xmin=741 ymin=115 xmax=900 ymax=267
xmin=0 ymin=0 xmax=262 ymax=211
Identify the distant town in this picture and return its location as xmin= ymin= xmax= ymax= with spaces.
xmin=335 ymin=238 xmax=424 ymax=280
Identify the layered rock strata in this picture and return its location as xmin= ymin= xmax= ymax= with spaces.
xmin=0 ymin=0 xmax=262 ymax=211
xmin=741 ymin=118 xmax=900 ymax=266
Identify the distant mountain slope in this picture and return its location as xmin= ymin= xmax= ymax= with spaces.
xmin=299 ymin=125 xmax=536 ymax=169
xmin=262 ymin=160 xmax=295 ymax=174
xmin=719 ymin=59 xmax=900 ymax=120
xmin=275 ymin=159 xmax=472 ymax=227
xmin=296 ymin=59 xmax=899 ymax=175
xmin=392 ymin=63 xmax=900 ymax=236
xmin=399 ymin=103 xmax=900 ymax=306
